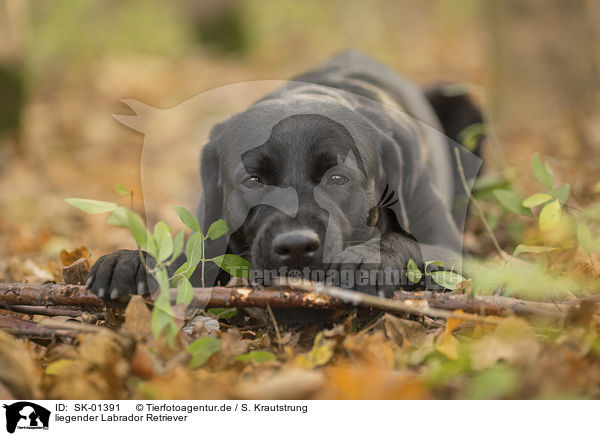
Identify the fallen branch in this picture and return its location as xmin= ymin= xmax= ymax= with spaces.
xmin=0 ymin=282 xmax=579 ymax=324
xmin=4 ymin=305 xmax=105 ymax=319
xmin=0 ymin=315 xmax=79 ymax=339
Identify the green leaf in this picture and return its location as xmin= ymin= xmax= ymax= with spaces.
xmin=151 ymin=291 xmax=176 ymax=344
xmin=176 ymin=276 xmax=193 ymax=306
xmin=153 ymin=221 xmax=173 ymax=262
xmin=457 ymin=123 xmax=485 ymax=152
xmin=406 ymin=258 xmax=422 ymax=284
xmin=430 ymin=271 xmax=467 ymax=291
xmin=65 ymin=198 xmax=118 ymax=214
xmin=184 ymin=232 xmax=204 ymax=275
xmin=172 ymin=206 xmax=201 ymax=233
xmin=522 ymin=193 xmax=552 ymax=208
xmin=209 ymin=308 xmax=238 ymax=319
xmin=539 ymin=199 xmax=562 ymax=232
xmin=188 ymin=337 xmax=221 ymax=369
xmin=154 ymin=268 xmax=170 ymax=293
xmin=466 ymin=366 xmax=518 ymax=400
xmin=492 ymin=190 xmax=531 ymax=216
xmin=471 ymin=174 xmax=510 ymax=196
xmin=107 ymin=207 xmax=155 ymax=254
xmin=425 ymin=260 xmax=445 ymax=270
xmin=171 ymin=229 xmax=185 ymax=261
xmin=584 ymin=201 xmax=600 ymax=221
xmin=173 ymin=261 xmax=190 ymax=280
xmin=206 ymin=219 xmax=228 ymax=241
xmin=235 ymin=350 xmax=277 ymax=364
xmin=554 ymin=184 xmax=570 ymax=204
xmin=114 ymin=182 xmax=130 ymax=196
xmin=211 ymin=254 xmax=251 ymax=278
xmin=513 ymin=244 xmax=557 ymax=257
xmin=532 ymin=153 xmax=554 ymax=189
xmin=577 ymin=223 xmax=597 ymax=254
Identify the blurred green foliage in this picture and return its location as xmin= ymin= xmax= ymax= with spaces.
xmin=20 ymin=0 xmax=482 ymax=77
xmin=0 ymin=65 xmax=25 ymax=137
xmin=27 ymin=0 xmax=194 ymax=74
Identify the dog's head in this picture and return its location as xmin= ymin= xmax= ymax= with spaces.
xmin=197 ymin=88 xmax=425 ymax=281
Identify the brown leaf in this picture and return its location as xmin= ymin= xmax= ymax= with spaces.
xmin=60 ymin=247 xmax=90 ymax=267
xmin=122 ymin=295 xmax=152 ymax=342
xmin=0 ymin=381 xmax=15 ymax=400
xmin=236 ymin=368 xmax=324 ymax=400
xmin=0 ymin=330 xmax=41 ymax=399
xmin=342 ymin=331 xmax=396 ymax=368
xmin=383 ymin=314 xmax=426 ymax=347
xmin=23 ymin=259 xmax=55 ymax=284
xmin=470 ymin=317 xmax=540 ymax=370
xmin=323 ymin=365 xmax=428 ymax=399
xmin=215 ymin=328 xmax=248 ymax=366
xmin=130 ymin=345 xmax=157 ymax=379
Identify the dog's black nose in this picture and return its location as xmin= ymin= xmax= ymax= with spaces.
xmin=273 ymin=229 xmax=320 ymax=262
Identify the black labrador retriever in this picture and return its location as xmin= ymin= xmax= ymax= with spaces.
xmin=86 ymin=51 xmax=482 ymax=307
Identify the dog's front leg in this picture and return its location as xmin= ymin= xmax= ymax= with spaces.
xmin=328 ymin=232 xmax=425 ymax=297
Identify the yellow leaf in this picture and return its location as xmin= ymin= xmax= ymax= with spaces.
xmin=296 ymin=332 xmax=335 ymax=368
xmin=434 ymin=311 xmax=470 ymax=360
xmin=539 ymin=199 xmax=561 ymax=232
xmin=435 ymin=333 xmax=460 ymax=360
xmin=446 ymin=313 xmax=467 ymax=334
xmin=45 ymin=359 xmax=74 ymax=375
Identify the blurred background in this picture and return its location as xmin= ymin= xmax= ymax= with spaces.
xmin=0 ymin=0 xmax=599 ymax=282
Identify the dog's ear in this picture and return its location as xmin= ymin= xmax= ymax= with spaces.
xmin=425 ymin=85 xmax=484 ymax=157
xmin=373 ymin=136 xmax=412 ymax=235
xmin=197 ymin=123 xmax=226 ymax=233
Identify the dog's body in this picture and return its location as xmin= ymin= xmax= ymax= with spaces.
xmin=86 ymin=52 xmax=482 ymax=307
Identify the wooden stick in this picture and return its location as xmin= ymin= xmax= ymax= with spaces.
xmin=0 ymin=282 xmax=574 ymax=323
xmin=4 ymin=305 xmax=105 ymax=319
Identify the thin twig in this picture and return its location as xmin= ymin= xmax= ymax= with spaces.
xmin=266 ymin=303 xmax=283 ymax=352
xmin=3 ymin=327 xmax=78 ymax=339
xmin=291 ymin=280 xmax=500 ymax=324
xmin=453 ymin=147 xmax=511 ymax=261
xmin=5 ymin=305 xmax=104 ymax=319
xmin=37 ymin=318 xmax=106 ymax=333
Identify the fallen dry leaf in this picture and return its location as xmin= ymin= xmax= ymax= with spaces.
xmin=235 ymin=368 xmax=324 ymax=400
xmin=122 ymin=295 xmax=153 ymax=341
xmin=383 ymin=314 xmax=427 ymax=347
xmin=0 ymin=330 xmax=41 ymax=399
xmin=60 ymin=247 xmax=90 ymax=267
xmin=296 ymin=332 xmax=336 ymax=368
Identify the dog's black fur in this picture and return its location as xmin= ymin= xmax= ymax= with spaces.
xmin=86 ymin=52 xmax=482 ymax=310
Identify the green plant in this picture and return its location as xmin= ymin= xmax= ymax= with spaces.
xmin=491 ymin=153 xmax=600 ymax=258
xmin=65 ymin=183 xmax=250 ymax=346
xmin=406 ymin=259 xmax=467 ymax=291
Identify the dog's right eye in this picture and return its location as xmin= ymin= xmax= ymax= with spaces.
xmin=242 ymin=176 xmax=263 ymax=189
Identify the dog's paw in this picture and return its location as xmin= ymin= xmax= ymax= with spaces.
xmin=85 ymin=249 xmax=157 ymax=305
xmin=329 ymin=240 xmax=410 ymax=297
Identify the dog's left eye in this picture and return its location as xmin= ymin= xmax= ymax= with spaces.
xmin=327 ymin=174 xmax=348 ymax=185
xmin=242 ymin=176 xmax=263 ymax=189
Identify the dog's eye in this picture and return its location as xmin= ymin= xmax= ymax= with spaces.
xmin=242 ymin=176 xmax=263 ymax=189
xmin=327 ymin=174 xmax=348 ymax=185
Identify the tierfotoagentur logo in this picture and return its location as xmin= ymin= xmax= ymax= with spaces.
xmin=2 ymin=402 xmax=50 ymax=434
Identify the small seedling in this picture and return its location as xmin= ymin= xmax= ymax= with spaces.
xmin=406 ymin=259 xmax=467 ymax=292
xmin=66 ymin=186 xmax=250 ymax=347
